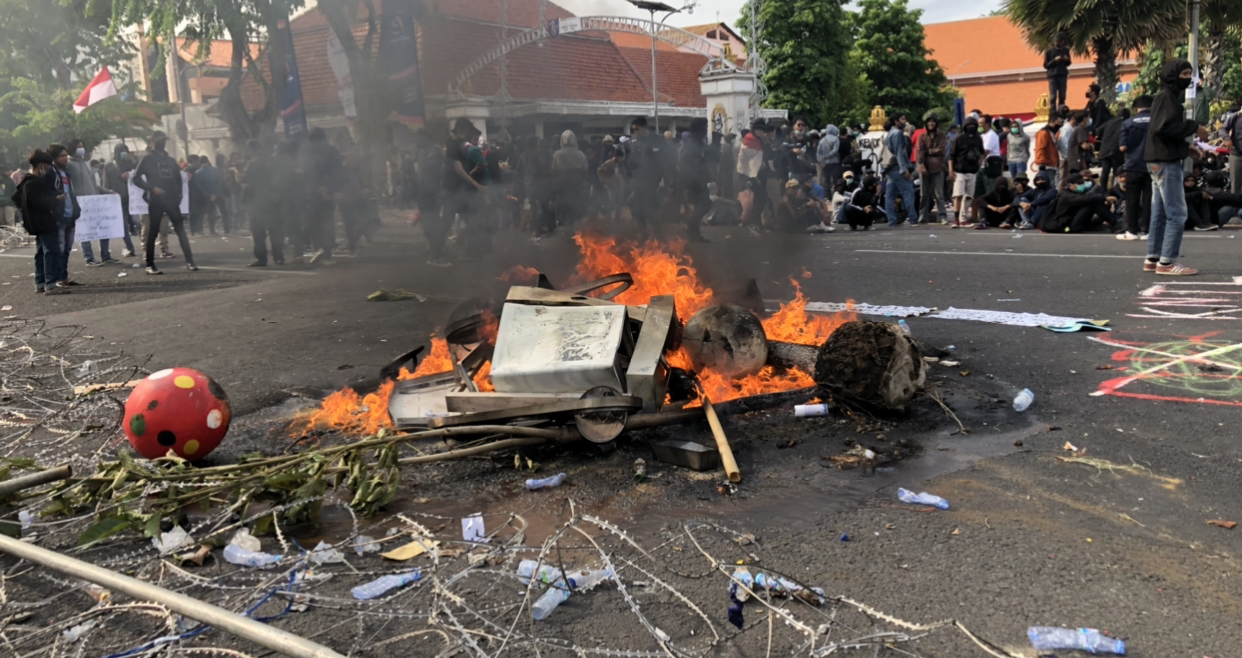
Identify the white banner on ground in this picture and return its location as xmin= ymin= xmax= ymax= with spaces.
xmin=127 ymin=172 xmax=190 ymax=215
xmin=74 ymin=194 xmax=126 ymax=243
xmin=802 ymin=301 xmax=1093 ymax=328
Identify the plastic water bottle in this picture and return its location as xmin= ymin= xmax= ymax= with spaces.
xmin=517 ymin=560 xmax=564 ymax=585
xmin=350 ymin=570 xmax=422 ymax=600
xmin=897 ymin=319 xmax=912 ymax=335
xmin=526 ymin=473 xmax=566 ymax=491
xmin=794 ymin=403 xmax=830 ymax=418
xmin=1013 ymin=388 xmax=1034 ymax=412
xmin=223 ymin=544 xmax=282 ymax=568
xmin=1027 ymin=627 xmax=1125 ymax=655
xmin=897 ymin=488 xmax=950 ymax=510
xmin=530 ymin=568 xmax=613 ymax=620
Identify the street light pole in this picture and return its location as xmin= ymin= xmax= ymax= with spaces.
xmin=1187 ymin=0 xmax=1201 ymax=120
xmin=628 ymin=1 xmax=695 ymax=135
xmin=649 ymin=8 xmax=659 ymax=134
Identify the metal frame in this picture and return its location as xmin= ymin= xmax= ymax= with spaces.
xmin=448 ymin=16 xmax=739 ymax=99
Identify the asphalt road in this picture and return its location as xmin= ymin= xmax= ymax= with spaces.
xmin=8 ymin=214 xmax=1242 ymax=656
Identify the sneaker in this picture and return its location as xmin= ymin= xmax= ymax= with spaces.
xmin=1194 ymin=224 xmax=1219 ymax=231
xmin=747 ymin=225 xmax=761 ymax=237
xmin=1116 ymin=231 xmax=1140 ymax=241
xmin=974 ymin=223 xmax=988 ymax=230
xmin=950 ymin=222 xmax=961 ymax=229
xmin=1156 ymin=263 xmax=1198 ymax=276
xmin=160 ymin=252 xmax=176 ymax=259
xmin=1138 ymin=233 xmax=1148 ymax=239
xmin=248 ymin=261 xmax=267 ymax=267
xmin=862 ymin=225 xmax=871 ymax=231
xmin=427 ymin=258 xmax=453 ymax=268
xmin=1018 ymin=222 xmax=1035 ymax=230
xmin=85 ymin=260 xmax=102 ymax=267
xmin=273 ymin=260 xmax=285 ymax=266
xmin=904 ymin=220 xmax=918 ymax=226
xmin=34 ymin=287 xmax=44 ymax=294
xmin=1143 ymin=260 xmax=1158 ymax=272
xmin=44 ymin=286 xmax=69 ymax=295
xmin=122 ymin=250 xmax=135 ymax=258
xmin=60 ymin=280 xmax=83 ymax=287
xmin=146 ymin=266 xmax=163 ymax=275
xmin=849 ymin=225 xmax=859 ymax=231
xmin=309 ymin=249 xmax=327 ymax=265
xmin=1000 ymin=223 xmax=1014 ymax=230
xmin=186 ymin=263 xmax=199 ymax=272
xmin=940 ymin=220 xmax=950 ymax=226
xmin=101 ymin=258 xmax=120 ymax=264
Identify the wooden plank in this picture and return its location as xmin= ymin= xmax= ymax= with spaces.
xmin=445 ymin=392 xmax=579 ymax=413
xmin=625 ymin=295 xmax=677 ymax=414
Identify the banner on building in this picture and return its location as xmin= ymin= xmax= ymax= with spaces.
xmin=548 ymin=17 xmax=582 ymax=38
xmin=272 ymin=18 xmax=308 ymax=139
xmin=74 ymin=195 xmax=126 ymax=243
xmin=326 ymin=31 xmax=357 ymax=122
xmin=380 ymin=0 xmax=426 ymax=127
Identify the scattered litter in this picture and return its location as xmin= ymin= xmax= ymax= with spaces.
xmin=897 ymin=488 xmax=950 ymax=510
xmin=728 ymin=567 xmax=826 ymax=628
xmin=351 ymin=570 xmax=422 ymax=600
xmin=1097 ymin=364 xmax=1115 ymax=370
xmin=794 ymin=403 xmax=830 ymax=417
xmin=652 ymin=440 xmax=719 ymax=471
xmin=461 ymin=514 xmax=486 ymax=543
xmin=1012 ymin=233 xmax=1023 ymax=239
xmin=151 ymin=525 xmax=189 ymax=555
xmin=367 ymin=288 xmax=428 ymax=302
xmin=1063 ymin=441 xmax=1079 ymax=452
xmin=382 ymin=538 xmax=439 ymax=561
xmin=839 ymin=533 xmax=849 ymax=542
xmin=1042 ymin=320 xmax=1112 ymax=333
xmin=74 ymin=360 xmax=99 ymax=378
xmin=526 ymin=473 xmax=566 ymax=490
xmin=117 ymin=272 xmax=127 ymax=277
xmin=85 ymin=585 xmax=111 ymax=603
xmin=222 ymin=544 xmax=282 ymax=568
xmin=897 ymin=319 xmax=912 ymax=334
xmin=176 ymin=544 xmax=213 ymax=566
xmin=1013 ymin=388 xmax=1034 ymax=412
xmin=1028 ymin=626 xmax=1125 ymax=654
xmin=309 ymin=540 xmax=345 ymax=565
xmin=1206 ymin=520 xmax=1237 ymax=529
xmin=0 ymin=306 xmax=11 ymax=311
xmin=996 ymin=299 xmax=1020 ymax=302
xmin=532 ymin=567 xmax=613 ymax=620
xmin=947 ymin=345 xmax=956 ymax=350
xmin=62 ymin=620 xmax=97 ymax=642
xmin=825 ymin=446 xmax=877 ymax=469
xmin=132 ymin=263 xmax=140 ymax=268
xmin=923 ymin=356 xmax=940 ymax=363
xmin=353 ymin=535 xmax=381 ymax=555
xmin=929 ymin=234 xmax=937 ymax=238
xmin=633 ymin=458 xmax=647 ymax=482
xmin=939 ymin=360 xmax=960 ymax=367
xmin=18 ymin=510 xmax=33 ymax=533
xmin=959 ymin=370 xmax=970 ymax=377
xmin=229 ymin=528 xmax=262 ymax=552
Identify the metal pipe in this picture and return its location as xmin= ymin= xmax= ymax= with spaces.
xmin=0 ymin=533 xmax=346 ymax=658
xmin=0 ymin=464 xmax=72 ymax=497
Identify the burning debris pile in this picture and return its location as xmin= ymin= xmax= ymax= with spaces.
xmin=299 ymin=234 xmax=926 ymax=483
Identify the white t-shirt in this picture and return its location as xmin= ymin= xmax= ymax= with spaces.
xmin=982 ymin=130 xmax=1001 ymax=158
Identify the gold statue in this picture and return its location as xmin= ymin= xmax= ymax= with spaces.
xmin=868 ymin=106 xmax=887 ymax=132
xmin=1035 ymin=93 xmax=1050 ymax=123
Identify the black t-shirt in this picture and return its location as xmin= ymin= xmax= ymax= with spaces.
xmin=443 ymin=138 xmax=465 ymax=191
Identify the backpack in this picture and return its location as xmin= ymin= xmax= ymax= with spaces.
xmin=956 ymin=137 xmax=983 ymax=173
xmin=13 ymin=174 xmax=53 ymax=237
xmin=877 ymin=134 xmax=896 ymax=171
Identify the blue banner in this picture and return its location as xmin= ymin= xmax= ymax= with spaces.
xmin=380 ymin=0 xmax=426 ymax=127
xmin=272 ymin=18 xmax=308 ymax=139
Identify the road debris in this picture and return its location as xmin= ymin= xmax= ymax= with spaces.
xmin=898 ymin=488 xmax=950 ymax=510
xmin=1206 ymin=520 xmax=1237 ymax=529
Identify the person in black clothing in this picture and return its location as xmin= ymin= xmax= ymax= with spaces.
xmin=1144 ymin=58 xmax=1205 ymax=275
xmin=243 ymin=140 xmax=286 ymax=267
xmin=627 ymin=116 xmax=668 ymax=240
xmin=843 ymin=175 xmax=882 ymax=230
xmin=1043 ymin=33 xmax=1072 ymax=109
xmin=678 ymin=118 xmax=714 ymax=242
xmin=1096 ymin=108 xmax=1129 ymax=190
xmin=14 ymin=150 xmax=66 ymax=294
xmin=1117 ymin=95 xmax=1153 ymax=239
xmin=1045 ymin=173 xmax=1118 ymax=233
xmin=1184 ymin=173 xmax=1216 ymax=231
xmin=972 ymin=177 xmax=1019 ymax=229
xmin=302 ymin=128 xmax=344 ymax=265
xmin=104 ymin=144 xmax=140 ymax=252
xmin=1018 ymin=171 xmax=1058 ymax=229
xmin=1202 ymin=170 xmax=1242 ymax=227
xmin=1085 ymin=83 xmax=1113 ymax=137
xmin=133 ymin=131 xmax=197 ymax=274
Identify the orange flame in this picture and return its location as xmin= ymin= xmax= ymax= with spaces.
xmin=303 ymin=233 xmax=854 ymax=435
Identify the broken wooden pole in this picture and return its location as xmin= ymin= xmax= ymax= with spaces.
xmin=0 ymin=533 xmax=346 ymax=658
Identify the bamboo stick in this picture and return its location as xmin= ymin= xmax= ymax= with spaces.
xmin=0 ymin=464 xmax=72 ymax=496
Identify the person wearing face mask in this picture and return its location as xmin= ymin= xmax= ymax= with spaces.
xmin=1047 ymin=173 xmax=1118 ymax=233
xmin=1017 ymin=171 xmax=1057 ymax=229
xmin=882 ymin=112 xmax=916 ymax=226
xmin=133 ymin=130 xmax=198 ymax=274
xmin=972 ymin=176 xmax=1019 ymax=229
xmin=947 ymin=117 xmax=985 ymax=227
xmin=103 ymin=144 xmax=139 ymax=256
xmin=1183 ymin=174 xmax=1216 ymax=231
xmin=843 ymin=175 xmax=882 ymax=230
xmin=1085 ymin=84 xmax=1112 ymax=138
xmin=1006 ymin=119 xmax=1031 ymax=180
xmin=13 ymin=150 xmax=66 ymax=294
xmin=1096 ymin=107 xmax=1129 ymax=190
xmin=831 ymin=170 xmax=858 ymax=224
xmin=1144 ymin=59 xmax=1208 ymax=275
xmin=64 ymin=139 xmax=118 ymax=266
xmin=915 ymin=115 xmax=948 ymax=225
xmin=1044 ymin=33 xmax=1072 ymax=109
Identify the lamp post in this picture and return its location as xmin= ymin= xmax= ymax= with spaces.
xmin=626 ymin=0 xmax=696 ymax=134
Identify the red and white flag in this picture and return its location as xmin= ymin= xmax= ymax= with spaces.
xmin=73 ymin=67 xmax=118 ymax=114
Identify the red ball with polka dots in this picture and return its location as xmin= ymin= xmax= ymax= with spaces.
xmin=123 ymin=367 xmax=232 ymax=460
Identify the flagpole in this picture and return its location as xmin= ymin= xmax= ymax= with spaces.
xmin=172 ymin=35 xmax=189 ymax=160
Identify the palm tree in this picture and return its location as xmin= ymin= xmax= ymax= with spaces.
xmin=1202 ymin=0 xmax=1242 ymax=95
xmin=1004 ymin=0 xmax=1186 ymax=103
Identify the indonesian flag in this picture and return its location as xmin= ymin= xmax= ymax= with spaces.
xmin=73 ymin=67 xmax=118 ymax=114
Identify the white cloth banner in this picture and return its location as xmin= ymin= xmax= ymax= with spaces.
xmin=803 ymin=302 xmax=1092 ymax=328
xmin=127 ymin=172 xmax=190 ymax=215
xmin=74 ymin=194 xmax=126 ymax=243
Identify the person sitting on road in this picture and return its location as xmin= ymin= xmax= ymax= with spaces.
xmin=1017 ymin=171 xmax=1058 ymax=230
xmin=1202 ymin=170 xmax=1242 ymax=227
xmin=774 ymin=178 xmax=821 ymax=233
xmin=843 ymin=174 xmax=882 ymax=231
xmin=1043 ymin=173 xmax=1118 ymax=233
xmin=831 ymin=170 xmax=858 ymax=224
xmin=972 ymin=177 xmax=1020 ymax=229
xmin=1184 ymin=173 xmax=1216 ymax=232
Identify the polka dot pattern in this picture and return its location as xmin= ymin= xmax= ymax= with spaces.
xmin=123 ymin=367 xmax=231 ymax=460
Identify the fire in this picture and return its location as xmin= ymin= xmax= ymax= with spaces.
xmin=303 ymin=233 xmax=854 ymax=435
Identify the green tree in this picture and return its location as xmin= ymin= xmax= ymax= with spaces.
xmin=737 ymin=0 xmax=854 ymax=128
xmin=316 ymin=0 xmax=394 ymax=148
xmin=104 ymin=0 xmax=305 ymax=144
xmin=1202 ymin=2 xmax=1242 ymax=98
xmin=851 ymin=0 xmax=955 ymax=123
xmin=1004 ymin=0 xmax=1186 ymax=103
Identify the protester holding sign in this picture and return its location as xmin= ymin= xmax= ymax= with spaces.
xmin=66 ymin=138 xmax=122 ymax=265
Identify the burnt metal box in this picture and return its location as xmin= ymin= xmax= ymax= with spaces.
xmin=652 ymin=440 xmax=720 ymax=472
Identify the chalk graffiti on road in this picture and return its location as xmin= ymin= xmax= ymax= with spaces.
xmin=1089 ymin=332 xmax=1242 ymax=406
xmin=1129 ymin=276 xmax=1242 ymax=321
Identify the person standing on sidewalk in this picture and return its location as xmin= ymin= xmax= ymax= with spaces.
xmin=133 ymin=131 xmax=197 ymax=275
xmin=14 ymin=150 xmax=66 ymax=294
xmin=915 ymin=115 xmax=948 ymax=224
xmin=1117 ymin=95 xmax=1153 ymax=241
xmin=1144 ymin=59 xmax=1206 ymax=276
xmin=882 ymin=112 xmax=916 ymax=227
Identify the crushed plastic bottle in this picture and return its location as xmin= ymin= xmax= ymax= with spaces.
xmin=897 ymin=319 xmax=912 ymax=335
xmin=308 ymin=540 xmax=345 ymax=565
xmin=152 ymin=526 xmax=190 ymax=555
xmin=353 ymin=535 xmax=381 ymax=556
xmin=530 ymin=568 xmax=614 ymax=620
xmin=229 ymin=528 xmax=262 ymax=552
xmin=1027 ymin=627 xmax=1125 ymax=655
xmin=731 ymin=568 xmax=826 ymax=605
xmin=75 ymin=360 xmax=99 ymax=378
xmin=62 ymin=620 xmax=97 ymax=641
xmin=526 ymin=473 xmax=566 ymax=491
xmin=1013 ymin=388 xmax=1034 ymax=412
xmin=897 ymin=488 xmax=950 ymax=510
xmin=517 ymin=559 xmax=564 ymax=585
xmin=223 ymin=544 xmax=282 ymax=568
xmin=350 ymin=570 xmax=422 ymax=600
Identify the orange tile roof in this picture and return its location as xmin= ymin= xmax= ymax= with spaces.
xmin=175 ymin=37 xmax=260 ymax=69
xmin=953 ymin=74 xmax=1138 ymax=118
xmin=615 ymin=46 xmax=708 ymax=108
xmin=680 ymin=22 xmax=744 ymax=43
xmin=923 ymin=16 xmax=1047 ymax=76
